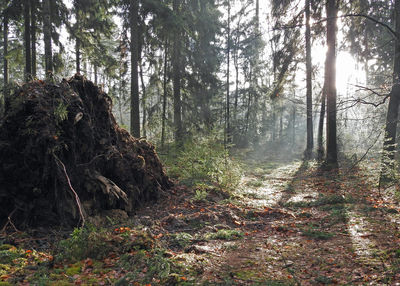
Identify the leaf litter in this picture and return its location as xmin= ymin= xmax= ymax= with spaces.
xmin=1 ymin=157 xmax=400 ymax=285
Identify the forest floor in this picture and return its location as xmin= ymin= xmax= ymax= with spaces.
xmin=1 ymin=153 xmax=400 ymax=285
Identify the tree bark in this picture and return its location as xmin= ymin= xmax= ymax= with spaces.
xmin=325 ymin=0 xmax=338 ymax=168
xmin=2 ymin=12 xmax=9 ymax=115
xmin=172 ymin=0 xmax=183 ymax=145
xmin=130 ymin=0 xmax=140 ymax=137
xmin=226 ymin=0 xmax=231 ymax=146
xmin=380 ymin=0 xmax=400 ymax=184
xmin=161 ymin=39 xmax=168 ymax=149
xmin=75 ymin=10 xmax=81 ymax=74
xmin=317 ymin=91 xmax=326 ymax=161
xmin=31 ymin=0 xmax=37 ymax=78
xmin=139 ymin=60 xmax=146 ymax=137
xmin=43 ymin=0 xmax=53 ymax=78
xmin=304 ymin=0 xmax=313 ymax=159
xmin=24 ymin=0 xmax=32 ymax=81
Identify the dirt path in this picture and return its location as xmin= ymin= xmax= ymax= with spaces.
xmin=148 ymin=158 xmax=400 ymax=285
xmin=1 ymin=158 xmax=400 ymax=285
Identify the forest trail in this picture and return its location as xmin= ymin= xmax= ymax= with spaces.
xmin=1 ymin=157 xmax=400 ymax=285
xmin=150 ymin=156 xmax=400 ymax=285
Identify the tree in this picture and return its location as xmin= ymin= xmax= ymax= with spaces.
xmin=304 ymin=0 xmax=313 ymax=159
xmin=380 ymin=0 xmax=400 ymax=183
xmin=324 ymin=0 xmax=338 ymax=168
xmin=172 ymin=0 xmax=182 ymax=144
xmin=43 ymin=0 xmax=53 ymax=77
xmin=130 ymin=0 xmax=140 ymax=137
xmin=226 ymin=0 xmax=231 ymax=146
xmin=23 ymin=0 xmax=31 ymax=81
xmin=2 ymin=2 xmax=9 ymax=115
xmin=31 ymin=0 xmax=37 ymax=78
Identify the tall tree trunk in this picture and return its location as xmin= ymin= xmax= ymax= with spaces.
xmin=380 ymin=0 xmax=400 ymax=184
xmin=304 ymin=0 xmax=314 ymax=159
xmin=94 ymin=65 xmax=98 ymax=84
xmin=172 ymin=0 xmax=183 ymax=145
xmin=161 ymin=39 xmax=168 ymax=149
xmin=24 ymin=0 xmax=32 ymax=81
xmin=225 ymin=0 xmax=231 ymax=146
xmin=43 ymin=0 xmax=53 ymax=78
xmin=75 ymin=10 xmax=81 ymax=74
xmin=139 ymin=60 xmax=147 ymax=137
xmin=325 ymin=0 xmax=338 ymax=168
xmin=31 ymin=0 xmax=37 ymax=78
xmin=317 ymin=92 xmax=326 ymax=161
xmin=130 ymin=0 xmax=140 ymax=137
xmin=2 ymin=12 xmax=9 ymax=115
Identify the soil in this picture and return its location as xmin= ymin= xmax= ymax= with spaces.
xmin=0 ymin=76 xmax=171 ymax=229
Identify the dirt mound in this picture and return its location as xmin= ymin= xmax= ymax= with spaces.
xmin=0 ymin=75 xmax=171 ymax=228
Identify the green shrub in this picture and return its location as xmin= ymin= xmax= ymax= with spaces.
xmin=163 ymin=134 xmax=242 ymax=192
xmin=55 ymin=225 xmax=112 ymax=262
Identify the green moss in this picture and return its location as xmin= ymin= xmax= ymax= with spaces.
xmin=65 ymin=262 xmax=82 ymax=276
xmin=205 ymin=229 xmax=243 ymax=240
xmin=0 ymin=245 xmax=14 ymax=251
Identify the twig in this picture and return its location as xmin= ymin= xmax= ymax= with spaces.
xmin=1 ymin=208 xmax=20 ymax=233
xmin=54 ymin=154 xmax=85 ymax=227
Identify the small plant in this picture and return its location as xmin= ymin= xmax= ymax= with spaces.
xmin=54 ymin=102 xmax=68 ymax=123
xmin=55 ymin=225 xmax=112 ymax=262
xmin=192 ymin=183 xmax=209 ymax=202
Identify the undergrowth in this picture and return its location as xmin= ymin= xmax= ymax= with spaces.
xmin=161 ymin=134 xmax=242 ymax=193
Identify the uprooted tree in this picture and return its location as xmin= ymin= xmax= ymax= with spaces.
xmin=0 ymin=75 xmax=171 ymax=228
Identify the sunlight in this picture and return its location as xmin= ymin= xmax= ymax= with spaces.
xmin=347 ymin=211 xmax=380 ymax=265
xmin=312 ymin=46 xmax=365 ymax=95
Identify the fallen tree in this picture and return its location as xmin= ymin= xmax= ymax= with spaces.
xmin=0 ymin=75 xmax=171 ymax=228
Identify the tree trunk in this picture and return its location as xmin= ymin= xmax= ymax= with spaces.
xmin=43 ymin=0 xmax=53 ymax=78
xmin=130 ymin=0 xmax=140 ymax=137
xmin=2 ymin=12 xmax=8 ymax=115
xmin=225 ymin=0 xmax=231 ymax=146
xmin=324 ymin=0 xmax=338 ymax=168
xmin=172 ymin=0 xmax=183 ymax=145
xmin=380 ymin=0 xmax=400 ymax=184
xmin=75 ymin=10 xmax=81 ymax=74
xmin=31 ymin=0 xmax=37 ymax=78
xmin=24 ymin=0 xmax=32 ymax=81
xmin=94 ymin=65 xmax=98 ymax=84
xmin=317 ymin=91 xmax=326 ymax=161
xmin=161 ymin=39 xmax=168 ymax=149
xmin=304 ymin=0 xmax=313 ymax=159
xmin=139 ymin=60 xmax=147 ymax=137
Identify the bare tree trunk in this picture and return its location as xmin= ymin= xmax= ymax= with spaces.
xmin=2 ymin=12 xmax=9 ymax=115
xmin=225 ymin=0 xmax=231 ymax=146
xmin=325 ymin=0 xmax=338 ymax=168
xmin=31 ymin=0 xmax=37 ymax=78
xmin=94 ymin=65 xmax=98 ymax=84
xmin=24 ymin=0 xmax=32 ymax=81
xmin=172 ymin=0 xmax=183 ymax=145
xmin=317 ymin=92 xmax=326 ymax=161
xmin=75 ymin=10 xmax=80 ymax=74
xmin=139 ymin=60 xmax=147 ymax=137
xmin=304 ymin=0 xmax=314 ymax=159
xmin=43 ymin=0 xmax=53 ymax=78
xmin=380 ymin=0 xmax=400 ymax=184
xmin=130 ymin=0 xmax=140 ymax=137
xmin=161 ymin=39 xmax=168 ymax=149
